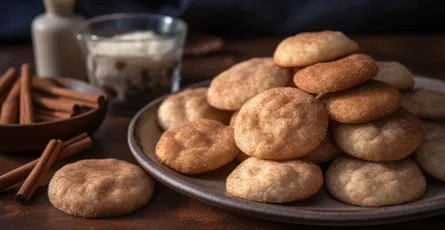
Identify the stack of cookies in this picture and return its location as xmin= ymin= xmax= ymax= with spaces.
xmin=155 ymin=30 xmax=445 ymax=208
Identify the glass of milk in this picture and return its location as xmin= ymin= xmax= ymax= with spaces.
xmin=76 ymin=13 xmax=187 ymax=114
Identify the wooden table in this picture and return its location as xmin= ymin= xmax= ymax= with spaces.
xmin=1 ymin=35 xmax=445 ymax=230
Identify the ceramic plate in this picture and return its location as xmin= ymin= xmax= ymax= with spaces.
xmin=128 ymin=77 xmax=445 ymax=226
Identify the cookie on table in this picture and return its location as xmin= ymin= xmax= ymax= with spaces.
xmin=156 ymin=119 xmax=239 ymax=174
xmin=226 ymin=157 xmax=323 ymax=203
xmin=326 ymin=155 xmax=426 ymax=207
xmin=293 ymin=54 xmax=378 ymax=94
xmin=273 ymin=31 xmax=359 ymax=67
xmin=48 ymin=159 xmax=154 ymax=218
xmin=301 ymin=131 xmax=342 ymax=163
xmin=320 ymin=80 xmax=401 ymax=123
xmin=401 ymin=89 xmax=445 ymax=119
xmin=372 ymin=61 xmax=414 ymax=91
xmin=234 ymin=87 xmax=329 ymax=160
xmin=207 ymin=58 xmax=291 ymax=111
xmin=157 ymin=87 xmax=232 ymax=130
xmin=413 ymin=122 xmax=445 ymax=181
xmin=332 ymin=108 xmax=424 ymax=161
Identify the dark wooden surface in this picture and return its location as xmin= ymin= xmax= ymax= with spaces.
xmin=1 ymin=34 xmax=445 ymax=230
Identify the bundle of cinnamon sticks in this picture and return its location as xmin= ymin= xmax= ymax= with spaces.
xmin=0 ymin=64 xmax=105 ymax=125
xmin=0 ymin=132 xmax=93 ymax=204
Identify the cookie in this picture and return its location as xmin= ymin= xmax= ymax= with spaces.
xmin=207 ymin=58 xmax=291 ymax=111
xmin=326 ymin=155 xmax=426 ymax=207
xmin=273 ymin=31 xmax=359 ymax=67
xmin=293 ymin=54 xmax=378 ymax=94
xmin=226 ymin=157 xmax=323 ymax=203
xmin=229 ymin=111 xmax=238 ymax=127
xmin=234 ymin=87 xmax=329 ymax=160
xmin=321 ymin=80 xmax=401 ymax=123
xmin=372 ymin=61 xmax=414 ymax=90
xmin=301 ymin=131 xmax=342 ymax=163
xmin=48 ymin=159 xmax=154 ymax=218
xmin=332 ymin=109 xmax=424 ymax=161
xmin=412 ymin=122 xmax=445 ymax=181
xmin=156 ymin=119 xmax=239 ymax=174
xmin=401 ymin=89 xmax=445 ymax=119
xmin=157 ymin=87 xmax=232 ymax=130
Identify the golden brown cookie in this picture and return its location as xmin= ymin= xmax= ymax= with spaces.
xmin=301 ymin=131 xmax=342 ymax=163
xmin=413 ymin=122 xmax=445 ymax=181
xmin=326 ymin=155 xmax=426 ymax=207
xmin=273 ymin=31 xmax=359 ymax=67
xmin=156 ymin=119 xmax=239 ymax=174
xmin=332 ymin=109 xmax=424 ymax=161
xmin=401 ymin=89 xmax=445 ymax=119
xmin=157 ymin=87 xmax=232 ymax=130
xmin=229 ymin=111 xmax=238 ymax=127
xmin=207 ymin=58 xmax=291 ymax=111
xmin=293 ymin=54 xmax=378 ymax=94
xmin=226 ymin=157 xmax=323 ymax=203
xmin=234 ymin=87 xmax=328 ymax=160
xmin=372 ymin=61 xmax=414 ymax=90
xmin=321 ymin=80 xmax=401 ymax=123
xmin=48 ymin=159 xmax=154 ymax=218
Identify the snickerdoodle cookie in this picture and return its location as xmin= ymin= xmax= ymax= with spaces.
xmin=157 ymin=87 xmax=232 ymax=130
xmin=229 ymin=111 xmax=238 ymax=127
xmin=293 ymin=54 xmax=378 ymax=94
xmin=207 ymin=58 xmax=291 ymax=111
xmin=401 ymin=89 xmax=445 ymax=119
xmin=48 ymin=159 xmax=154 ymax=218
xmin=234 ymin=87 xmax=328 ymax=160
xmin=301 ymin=131 xmax=342 ymax=163
xmin=156 ymin=119 xmax=239 ymax=174
xmin=332 ymin=109 xmax=424 ymax=161
xmin=326 ymin=155 xmax=426 ymax=207
xmin=273 ymin=31 xmax=359 ymax=67
xmin=413 ymin=122 xmax=445 ymax=181
xmin=372 ymin=61 xmax=414 ymax=90
xmin=321 ymin=80 xmax=401 ymax=123
xmin=226 ymin=157 xmax=323 ymax=203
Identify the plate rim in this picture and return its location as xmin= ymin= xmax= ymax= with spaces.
xmin=128 ymin=77 xmax=445 ymax=226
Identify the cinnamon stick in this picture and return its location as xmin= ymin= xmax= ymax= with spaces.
xmin=0 ymin=79 xmax=21 ymax=124
xmin=0 ymin=67 xmax=18 ymax=96
xmin=36 ymin=107 xmax=75 ymax=119
xmin=19 ymin=64 xmax=35 ymax=124
xmin=35 ymin=112 xmax=60 ymax=122
xmin=33 ymin=93 xmax=81 ymax=114
xmin=16 ymin=139 xmax=63 ymax=204
xmin=0 ymin=133 xmax=91 ymax=191
xmin=0 ymin=88 xmax=10 ymax=107
xmin=34 ymin=84 xmax=104 ymax=108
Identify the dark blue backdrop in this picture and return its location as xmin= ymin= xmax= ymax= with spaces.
xmin=0 ymin=0 xmax=442 ymax=41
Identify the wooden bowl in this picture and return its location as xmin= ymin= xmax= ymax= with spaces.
xmin=0 ymin=77 xmax=107 ymax=153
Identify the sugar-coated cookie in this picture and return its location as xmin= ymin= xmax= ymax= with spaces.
xmin=326 ymin=155 xmax=426 ymax=207
xmin=373 ymin=61 xmax=414 ymax=90
xmin=48 ymin=159 xmax=154 ymax=218
xmin=332 ymin=109 xmax=424 ymax=161
xmin=321 ymin=80 xmax=401 ymax=123
xmin=293 ymin=54 xmax=378 ymax=94
xmin=226 ymin=157 xmax=323 ymax=203
xmin=301 ymin=131 xmax=342 ymax=163
xmin=207 ymin=58 xmax=291 ymax=111
xmin=156 ymin=119 xmax=239 ymax=174
xmin=157 ymin=87 xmax=232 ymax=130
xmin=402 ymin=89 xmax=445 ymax=119
xmin=234 ymin=87 xmax=329 ymax=160
xmin=413 ymin=122 xmax=445 ymax=181
xmin=273 ymin=31 xmax=359 ymax=67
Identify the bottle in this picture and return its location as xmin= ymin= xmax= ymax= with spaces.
xmin=32 ymin=0 xmax=87 ymax=81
